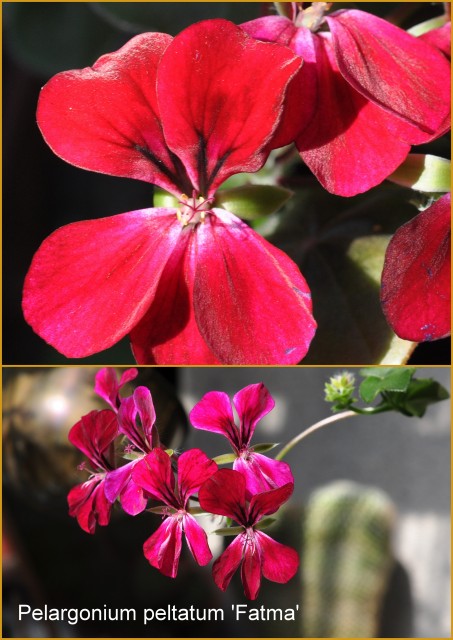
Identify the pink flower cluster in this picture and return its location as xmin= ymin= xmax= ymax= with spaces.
xmin=68 ymin=369 xmax=298 ymax=600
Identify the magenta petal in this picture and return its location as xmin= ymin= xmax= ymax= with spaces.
xmin=68 ymin=410 xmax=117 ymax=470
xmin=234 ymin=453 xmax=294 ymax=498
xmin=22 ymin=209 xmax=181 ymax=358
xmin=158 ymin=19 xmax=302 ymax=196
xmin=132 ymin=449 xmax=177 ymax=508
xmin=256 ymin=530 xmax=299 ymax=584
xmin=233 ymin=383 xmax=275 ymax=445
xmin=94 ymin=367 xmax=138 ymax=411
xmin=249 ymin=482 xmax=294 ymax=523
xmin=36 ymin=33 xmax=186 ymax=194
xmin=183 ymin=514 xmax=212 ymax=566
xmin=117 ymin=396 xmax=148 ymax=452
xmin=104 ymin=459 xmax=148 ymax=516
xmin=241 ymin=540 xmax=262 ymax=600
xmin=177 ymin=449 xmax=217 ymax=506
xmin=143 ymin=517 xmax=182 ymax=578
xmin=189 ymin=391 xmax=238 ymax=446
xmin=212 ymin=534 xmax=245 ymax=592
xmin=381 ymin=194 xmax=451 ymax=342
xmin=198 ymin=469 xmax=247 ymax=523
xmin=119 ymin=476 xmax=148 ymax=516
xmin=327 ymin=10 xmax=451 ymax=136
xmin=132 ymin=387 xmax=158 ymax=448
xmin=194 ymin=209 xmax=316 ymax=364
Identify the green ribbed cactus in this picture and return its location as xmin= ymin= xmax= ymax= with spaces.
xmin=302 ymin=481 xmax=395 ymax=638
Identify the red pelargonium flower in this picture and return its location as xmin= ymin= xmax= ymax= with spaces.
xmin=243 ymin=7 xmax=451 ymax=196
xmin=380 ymin=193 xmax=451 ymax=342
xmin=189 ymin=383 xmax=293 ymax=497
xmin=22 ymin=19 xmax=316 ymax=365
xmin=104 ymin=386 xmax=160 ymax=515
xmin=199 ymin=468 xmax=299 ymax=600
xmin=132 ymin=448 xmax=217 ymax=578
xmin=67 ymin=410 xmax=118 ymax=534
xmin=94 ymin=367 xmax=138 ymax=412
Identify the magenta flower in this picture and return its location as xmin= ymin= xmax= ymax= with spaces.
xmin=94 ymin=367 xmax=138 ymax=412
xmin=189 ymin=383 xmax=293 ymax=497
xmin=22 ymin=19 xmax=316 ymax=365
xmin=67 ymin=409 xmax=118 ymax=534
xmin=243 ymin=6 xmax=451 ymax=196
xmin=104 ymin=386 xmax=160 ymax=515
xmin=380 ymin=193 xmax=451 ymax=342
xmin=132 ymin=448 xmax=217 ymax=578
xmin=199 ymin=468 xmax=298 ymax=600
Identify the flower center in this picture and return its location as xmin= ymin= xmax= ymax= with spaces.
xmin=177 ymin=191 xmax=212 ymax=227
xmin=295 ymin=2 xmax=332 ymax=32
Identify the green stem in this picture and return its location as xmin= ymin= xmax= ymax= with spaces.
xmin=275 ymin=410 xmax=357 ymax=461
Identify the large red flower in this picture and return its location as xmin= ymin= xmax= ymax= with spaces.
xmin=22 ymin=19 xmax=316 ymax=364
xmin=67 ymin=410 xmax=118 ymax=534
xmin=380 ymin=193 xmax=451 ymax=342
xmin=243 ymin=7 xmax=451 ymax=196
xmin=199 ymin=468 xmax=299 ymax=600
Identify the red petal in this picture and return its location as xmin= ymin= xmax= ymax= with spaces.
xmin=233 ymin=383 xmax=275 ymax=445
xmin=198 ymin=469 xmax=247 ymax=524
xmin=212 ymin=535 xmax=245 ymax=592
xmin=189 ymin=391 xmax=239 ymax=448
xmin=68 ymin=409 xmax=117 ymax=470
xmin=295 ymin=32 xmax=411 ymax=196
xmin=327 ymin=10 xmax=451 ymax=137
xmin=241 ymin=16 xmax=317 ymax=148
xmin=194 ymin=209 xmax=316 ymax=364
xmin=249 ymin=482 xmax=294 ymax=523
xmin=68 ymin=477 xmax=112 ymax=534
xmin=381 ymin=194 xmax=451 ymax=342
xmin=158 ymin=19 xmax=302 ymax=196
xmin=241 ymin=539 xmax=262 ymax=600
xmin=104 ymin=459 xmax=148 ymax=516
xmin=183 ymin=514 xmax=212 ymax=566
xmin=36 ymin=33 xmax=189 ymax=195
xmin=143 ymin=518 xmax=182 ymax=578
xmin=177 ymin=449 xmax=217 ymax=506
xmin=419 ymin=23 xmax=451 ymax=60
xmin=130 ymin=225 xmax=221 ymax=364
xmin=132 ymin=450 xmax=178 ymax=508
xmin=256 ymin=531 xmax=299 ymax=584
xmin=23 ymin=209 xmax=180 ymax=358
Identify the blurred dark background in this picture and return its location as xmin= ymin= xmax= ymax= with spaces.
xmin=3 ymin=2 xmax=450 ymax=364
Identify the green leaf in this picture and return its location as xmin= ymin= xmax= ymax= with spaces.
xmin=214 ymin=525 xmax=244 ymax=536
xmin=359 ymin=367 xmax=416 ymax=380
xmin=254 ymin=517 xmax=277 ymax=531
xmin=251 ymin=442 xmax=279 ymax=454
xmin=387 ymin=155 xmax=451 ymax=193
xmin=359 ymin=368 xmax=415 ymax=403
xmin=408 ymin=15 xmax=447 ymax=37
xmin=392 ymin=379 xmax=450 ymax=417
xmin=214 ymin=185 xmax=293 ymax=220
xmin=154 ymin=189 xmax=179 ymax=208
xmin=212 ymin=453 xmax=237 ymax=465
